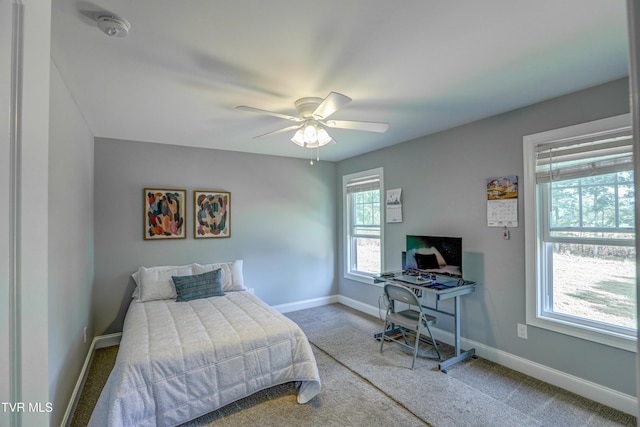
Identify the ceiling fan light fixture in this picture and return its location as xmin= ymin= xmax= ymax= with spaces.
xmin=291 ymin=122 xmax=332 ymax=148
xmin=237 ymin=92 xmax=387 ymax=160
xmin=291 ymin=129 xmax=305 ymax=146
xmin=303 ymin=123 xmax=317 ymax=143
xmin=317 ymin=128 xmax=332 ymax=146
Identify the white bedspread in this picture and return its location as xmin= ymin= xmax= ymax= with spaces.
xmin=89 ymin=291 xmax=321 ymax=427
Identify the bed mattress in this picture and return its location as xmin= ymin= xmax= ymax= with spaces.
xmin=88 ymin=291 xmax=321 ymax=426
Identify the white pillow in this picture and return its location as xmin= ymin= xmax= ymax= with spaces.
xmin=131 ymin=271 xmax=141 ymax=299
xmin=134 ymin=264 xmax=194 ymax=302
xmin=193 ymin=260 xmax=246 ymax=291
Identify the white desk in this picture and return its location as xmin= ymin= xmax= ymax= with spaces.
xmin=375 ymin=272 xmax=476 ymax=372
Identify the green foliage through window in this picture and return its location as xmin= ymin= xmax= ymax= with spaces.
xmin=353 ymin=190 xmax=381 ymax=227
xmin=524 ymin=114 xmax=636 ymax=348
xmin=550 ymin=171 xmax=634 ymax=234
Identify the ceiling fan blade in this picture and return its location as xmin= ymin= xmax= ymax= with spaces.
xmin=323 ymin=119 xmax=389 ymax=133
xmin=312 ymin=92 xmax=352 ymax=120
xmin=236 ymin=105 xmax=301 ymax=122
xmin=253 ymin=124 xmax=301 ymax=139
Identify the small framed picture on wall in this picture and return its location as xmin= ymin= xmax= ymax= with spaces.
xmin=144 ymin=188 xmax=186 ymax=240
xmin=194 ymin=190 xmax=231 ymax=239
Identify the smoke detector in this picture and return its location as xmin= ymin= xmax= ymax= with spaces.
xmin=96 ymin=14 xmax=131 ymax=38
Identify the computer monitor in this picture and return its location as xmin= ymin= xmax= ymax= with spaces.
xmin=402 ymin=235 xmax=462 ymax=278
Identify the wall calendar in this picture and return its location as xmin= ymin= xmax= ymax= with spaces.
xmin=486 ymin=176 xmax=518 ymax=227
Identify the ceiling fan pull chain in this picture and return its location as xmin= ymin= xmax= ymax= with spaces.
xmin=309 ymin=146 xmax=320 ymax=165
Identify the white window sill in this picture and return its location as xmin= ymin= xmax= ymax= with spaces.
xmin=527 ymin=315 xmax=637 ymax=353
xmin=344 ymin=272 xmax=381 ymax=286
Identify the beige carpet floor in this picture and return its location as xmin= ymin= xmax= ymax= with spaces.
xmin=72 ymin=303 xmax=637 ymax=426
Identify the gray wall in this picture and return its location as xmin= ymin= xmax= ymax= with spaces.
xmin=337 ymin=78 xmax=635 ymax=396
xmin=48 ymin=62 xmax=95 ymax=426
xmin=91 ymin=78 xmax=633 ymax=400
xmin=93 ymin=139 xmax=337 ymax=334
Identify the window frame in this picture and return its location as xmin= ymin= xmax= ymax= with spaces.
xmin=523 ymin=114 xmax=636 ymax=352
xmin=343 ymin=167 xmax=384 ymax=284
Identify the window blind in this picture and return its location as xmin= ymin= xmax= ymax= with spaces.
xmin=345 ymin=175 xmax=380 ymax=194
xmin=535 ymin=131 xmax=632 ymax=184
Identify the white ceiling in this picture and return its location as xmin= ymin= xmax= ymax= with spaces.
xmin=51 ymin=0 xmax=630 ymax=162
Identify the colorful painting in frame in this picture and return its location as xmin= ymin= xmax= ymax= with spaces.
xmin=194 ymin=191 xmax=231 ymax=239
xmin=144 ymin=188 xmax=186 ymax=240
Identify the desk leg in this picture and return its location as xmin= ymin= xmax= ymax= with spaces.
xmin=453 ymin=294 xmax=461 ymax=356
xmin=438 ymin=294 xmax=475 ymax=373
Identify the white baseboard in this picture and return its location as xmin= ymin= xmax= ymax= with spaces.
xmin=63 ymin=297 xmax=636 ymax=423
xmin=472 ymin=336 xmax=637 ymax=416
xmin=338 ymin=295 xmax=383 ymax=319
xmin=94 ymin=332 xmax=123 ymax=349
xmin=61 ymin=333 xmax=122 ymax=427
xmin=335 ymin=296 xmax=638 ymax=417
xmin=273 ymin=295 xmax=340 ymax=313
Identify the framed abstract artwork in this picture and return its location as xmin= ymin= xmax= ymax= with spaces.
xmin=194 ymin=191 xmax=231 ymax=239
xmin=144 ymin=188 xmax=186 ymax=240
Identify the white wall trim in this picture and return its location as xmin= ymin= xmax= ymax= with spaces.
xmin=626 ymin=0 xmax=640 ymax=418
xmin=7 ymin=4 xmax=24 ymax=427
xmin=337 ymin=297 xmax=638 ymax=417
xmin=522 ymin=114 xmax=636 ymax=352
xmin=338 ymin=295 xmax=382 ymax=319
xmin=472 ymin=336 xmax=637 ymax=416
xmin=60 ymin=333 xmax=122 ymax=427
xmin=342 ymin=167 xmax=385 ymax=280
xmin=64 ymin=299 xmax=636 ymax=423
xmin=273 ymin=295 xmax=340 ymax=313
xmin=94 ymin=333 xmax=123 ymax=349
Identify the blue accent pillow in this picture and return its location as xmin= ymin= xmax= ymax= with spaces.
xmin=172 ymin=269 xmax=224 ymax=302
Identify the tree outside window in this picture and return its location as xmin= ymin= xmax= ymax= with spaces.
xmin=524 ymin=114 xmax=636 ymax=350
xmin=343 ymin=168 xmax=384 ymax=282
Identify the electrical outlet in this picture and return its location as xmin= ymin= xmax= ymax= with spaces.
xmin=517 ymin=323 xmax=528 ymax=339
xmin=83 ymin=326 xmax=87 ymax=343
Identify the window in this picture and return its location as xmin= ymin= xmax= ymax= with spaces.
xmin=343 ymin=168 xmax=384 ymax=283
xmin=523 ymin=114 xmax=636 ymax=351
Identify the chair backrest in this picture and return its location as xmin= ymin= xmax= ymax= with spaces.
xmin=384 ymin=283 xmax=421 ymax=310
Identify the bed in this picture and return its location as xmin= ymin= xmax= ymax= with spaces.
xmin=88 ymin=260 xmax=321 ymax=427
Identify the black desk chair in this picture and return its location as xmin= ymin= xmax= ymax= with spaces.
xmin=379 ymin=283 xmax=441 ymax=369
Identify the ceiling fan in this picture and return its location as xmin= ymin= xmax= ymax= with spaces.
xmin=236 ymin=92 xmax=389 ymax=154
